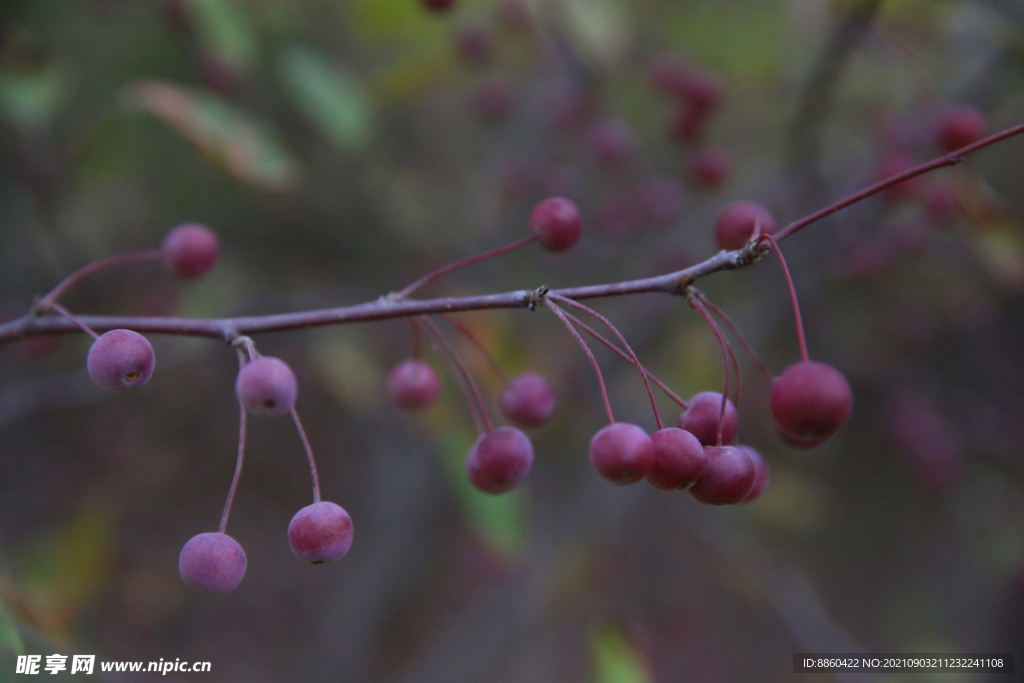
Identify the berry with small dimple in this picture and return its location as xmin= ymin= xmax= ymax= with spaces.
xmin=646 ymin=427 xmax=705 ymax=491
xmin=163 ymin=223 xmax=219 ymax=278
xmin=739 ymin=446 xmax=769 ymax=502
xmin=87 ymin=329 xmax=155 ymax=391
xmin=589 ymin=422 xmax=654 ymax=485
xmin=387 ymin=359 xmax=441 ymax=410
xmin=500 ymin=373 xmax=555 ymax=427
xmin=770 ymin=361 xmax=852 ymax=447
xmin=235 ymin=356 xmax=298 ymax=416
xmin=466 ymin=426 xmax=534 ymax=493
xmin=689 ymin=445 xmax=755 ymax=505
xmin=288 ymin=501 xmax=354 ymax=564
xmin=690 ymin=148 xmax=731 ymax=189
xmin=714 ymin=201 xmax=777 ymax=250
xmin=935 ymin=105 xmax=987 ymax=152
xmin=678 ymin=392 xmax=738 ymax=446
xmin=529 ymin=197 xmax=582 ymax=252
xmin=178 ymin=532 xmax=247 ymax=592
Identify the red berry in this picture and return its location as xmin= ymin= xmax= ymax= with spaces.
xmin=163 ymin=223 xmax=219 ymax=278
xmin=678 ymin=391 xmax=738 ymax=447
xmin=87 ymin=329 xmax=155 ymax=391
xmin=679 ymin=68 xmax=723 ymax=112
xmin=422 ymin=0 xmax=456 ymax=11
xmin=529 ymin=197 xmax=582 ymax=252
xmin=690 ymin=148 xmax=731 ymax=189
xmin=770 ymin=361 xmax=852 ymax=447
xmin=288 ymin=501 xmax=354 ymax=564
xmin=387 ymin=359 xmax=441 ymax=410
xmin=178 ymin=532 xmax=247 ymax=593
xmin=934 ymin=105 xmax=987 ymax=152
xmin=739 ymin=446 xmax=769 ymax=502
xmin=689 ymin=445 xmax=755 ymax=505
xmin=713 ymin=201 xmax=776 ymax=250
xmin=588 ymin=422 xmax=654 ymax=485
xmin=499 ymin=372 xmax=555 ymax=427
xmin=466 ymin=426 xmax=534 ymax=493
xmin=669 ymin=105 xmax=712 ymax=143
xmin=646 ymin=427 xmax=705 ymax=491
xmin=235 ymin=356 xmax=298 ymax=416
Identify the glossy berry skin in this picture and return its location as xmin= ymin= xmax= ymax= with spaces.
xmin=689 ymin=446 xmax=755 ymax=505
xmin=646 ymin=427 xmax=705 ymax=491
xmin=235 ymin=356 xmax=298 ymax=416
xmin=500 ymin=372 xmax=556 ymax=427
xmin=387 ymin=359 xmax=441 ymax=410
xmin=770 ymin=361 xmax=852 ymax=447
xmin=935 ymin=105 xmax=986 ymax=152
xmin=739 ymin=446 xmax=769 ymax=502
xmin=87 ymin=329 xmax=155 ymax=391
xmin=163 ymin=223 xmax=219 ymax=278
xmin=588 ymin=422 xmax=654 ymax=485
xmin=178 ymin=532 xmax=246 ymax=593
xmin=529 ymin=197 xmax=582 ymax=252
xmin=714 ymin=201 xmax=776 ymax=250
xmin=678 ymin=392 xmax=738 ymax=447
xmin=288 ymin=501 xmax=354 ymax=564
xmin=466 ymin=426 xmax=534 ymax=494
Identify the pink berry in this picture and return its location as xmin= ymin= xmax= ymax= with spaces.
xmin=466 ymin=426 xmax=534 ymax=494
xmin=387 ymin=359 xmax=441 ymax=410
xmin=646 ymin=427 xmax=705 ymax=491
xmin=178 ymin=532 xmax=246 ymax=593
xmin=739 ymin=445 xmax=769 ymax=502
xmin=935 ymin=105 xmax=987 ymax=153
xmin=588 ymin=422 xmax=654 ymax=485
xmin=500 ymin=372 xmax=556 ymax=427
xmin=770 ymin=361 xmax=852 ymax=447
xmin=235 ymin=356 xmax=298 ymax=416
xmin=690 ymin=148 xmax=731 ymax=189
xmin=529 ymin=197 xmax=582 ymax=252
xmin=86 ymin=329 xmax=155 ymax=391
xmin=713 ymin=201 xmax=776 ymax=250
xmin=163 ymin=223 xmax=219 ymax=278
xmin=288 ymin=501 xmax=354 ymax=564
xmin=689 ymin=445 xmax=755 ymax=505
xmin=678 ymin=392 xmax=738 ymax=447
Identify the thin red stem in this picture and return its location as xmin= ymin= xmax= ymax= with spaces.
xmin=548 ymin=293 xmax=663 ymax=430
xmin=396 ymin=235 xmax=536 ymax=299
xmin=420 ymin=316 xmax=493 ymax=434
xmin=690 ymin=296 xmax=733 ymax=447
xmin=545 ymin=300 xmax=615 ymax=425
xmin=219 ymin=405 xmax=247 ymax=533
xmin=39 ymin=249 xmax=163 ymax=307
xmin=441 ymin=314 xmax=509 ymax=384
xmin=291 ymin=408 xmax=322 ymax=504
xmin=758 ymin=234 xmax=808 ymax=364
xmin=696 ymin=293 xmax=774 ymax=383
xmin=48 ymin=302 xmax=99 ymax=340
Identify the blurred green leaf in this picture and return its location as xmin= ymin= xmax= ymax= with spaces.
xmin=185 ymin=0 xmax=257 ymax=71
xmin=592 ymin=625 xmax=651 ymax=683
xmin=125 ymin=80 xmax=300 ymax=192
xmin=0 ymin=64 xmax=67 ymax=133
xmin=278 ymin=46 xmax=373 ymax=152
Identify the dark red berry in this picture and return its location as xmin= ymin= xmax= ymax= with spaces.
xmin=669 ymin=105 xmax=712 ymax=143
xmin=178 ymin=532 xmax=246 ymax=593
xmin=714 ymin=201 xmax=776 ymax=250
xmin=235 ymin=356 xmax=298 ymax=416
xmin=529 ymin=197 xmax=582 ymax=252
xmin=678 ymin=392 xmax=738 ymax=446
xmin=679 ymin=68 xmax=723 ymax=112
xmin=422 ymin=0 xmax=456 ymax=11
xmin=935 ymin=105 xmax=986 ymax=152
xmin=499 ymin=372 xmax=555 ymax=427
xmin=163 ymin=223 xmax=219 ymax=278
xmin=770 ymin=361 xmax=852 ymax=447
xmin=588 ymin=422 xmax=654 ymax=485
xmin=739 ymin=446 xmax=769 ymax=502
xmin=689 ymin=445 xmax=755 ymax=505
xmin=646 ymin=427 xmax=705 ymax=491
xmin=288 ymin=501 xmax=354 ymax=564
xmin=690 ymin=148 xmax=731 ymax=189
xmin=87 ymin=329 xmax=155 ymax=391
xmin=466 ymin=426 xmax=534 ymax=493
xmin=387 ymin=359 xmax=441 ymax=410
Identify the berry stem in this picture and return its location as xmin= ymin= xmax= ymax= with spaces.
xmin=689 ymin=295 xmax=734 ymax=446
xmin=758 ymin=234 xmax=809 ymax=364
xmin=547 ymin=293 xmax=663 ymax=430
xmin=560 ymin=309 xmax=686 ymax=408
xmin=395 ymin=235 xmax=536 ymax=300
xmin=419 ymin=315 xmax=494 ymax=434
xmin=695 ymin=292 xmax=774 ymax=384
xmin=38 ymin=249 xmax=163 ymax=308
xmin=219 ymin=404 xmax=247 ymax=533
xmin=545 ymin=299 xmax=615 ymax=425
xmin=47 ymin=302 xmax=100 ymax=340
xmin=440 ymin=314 xmax=509 ymax=384
xmin=291 ymin=407 xmax=322 ymax=504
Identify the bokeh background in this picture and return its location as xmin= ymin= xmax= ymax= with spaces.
xmin=2 ymin=0 xmax=1024 ymax=680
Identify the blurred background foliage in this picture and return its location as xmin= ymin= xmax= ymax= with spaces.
xmin=2 ymin=0 xmax=1024 ymax=680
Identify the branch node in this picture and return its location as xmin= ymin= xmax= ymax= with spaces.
xmin=525 ymin=286 xmax=549 ymax=311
